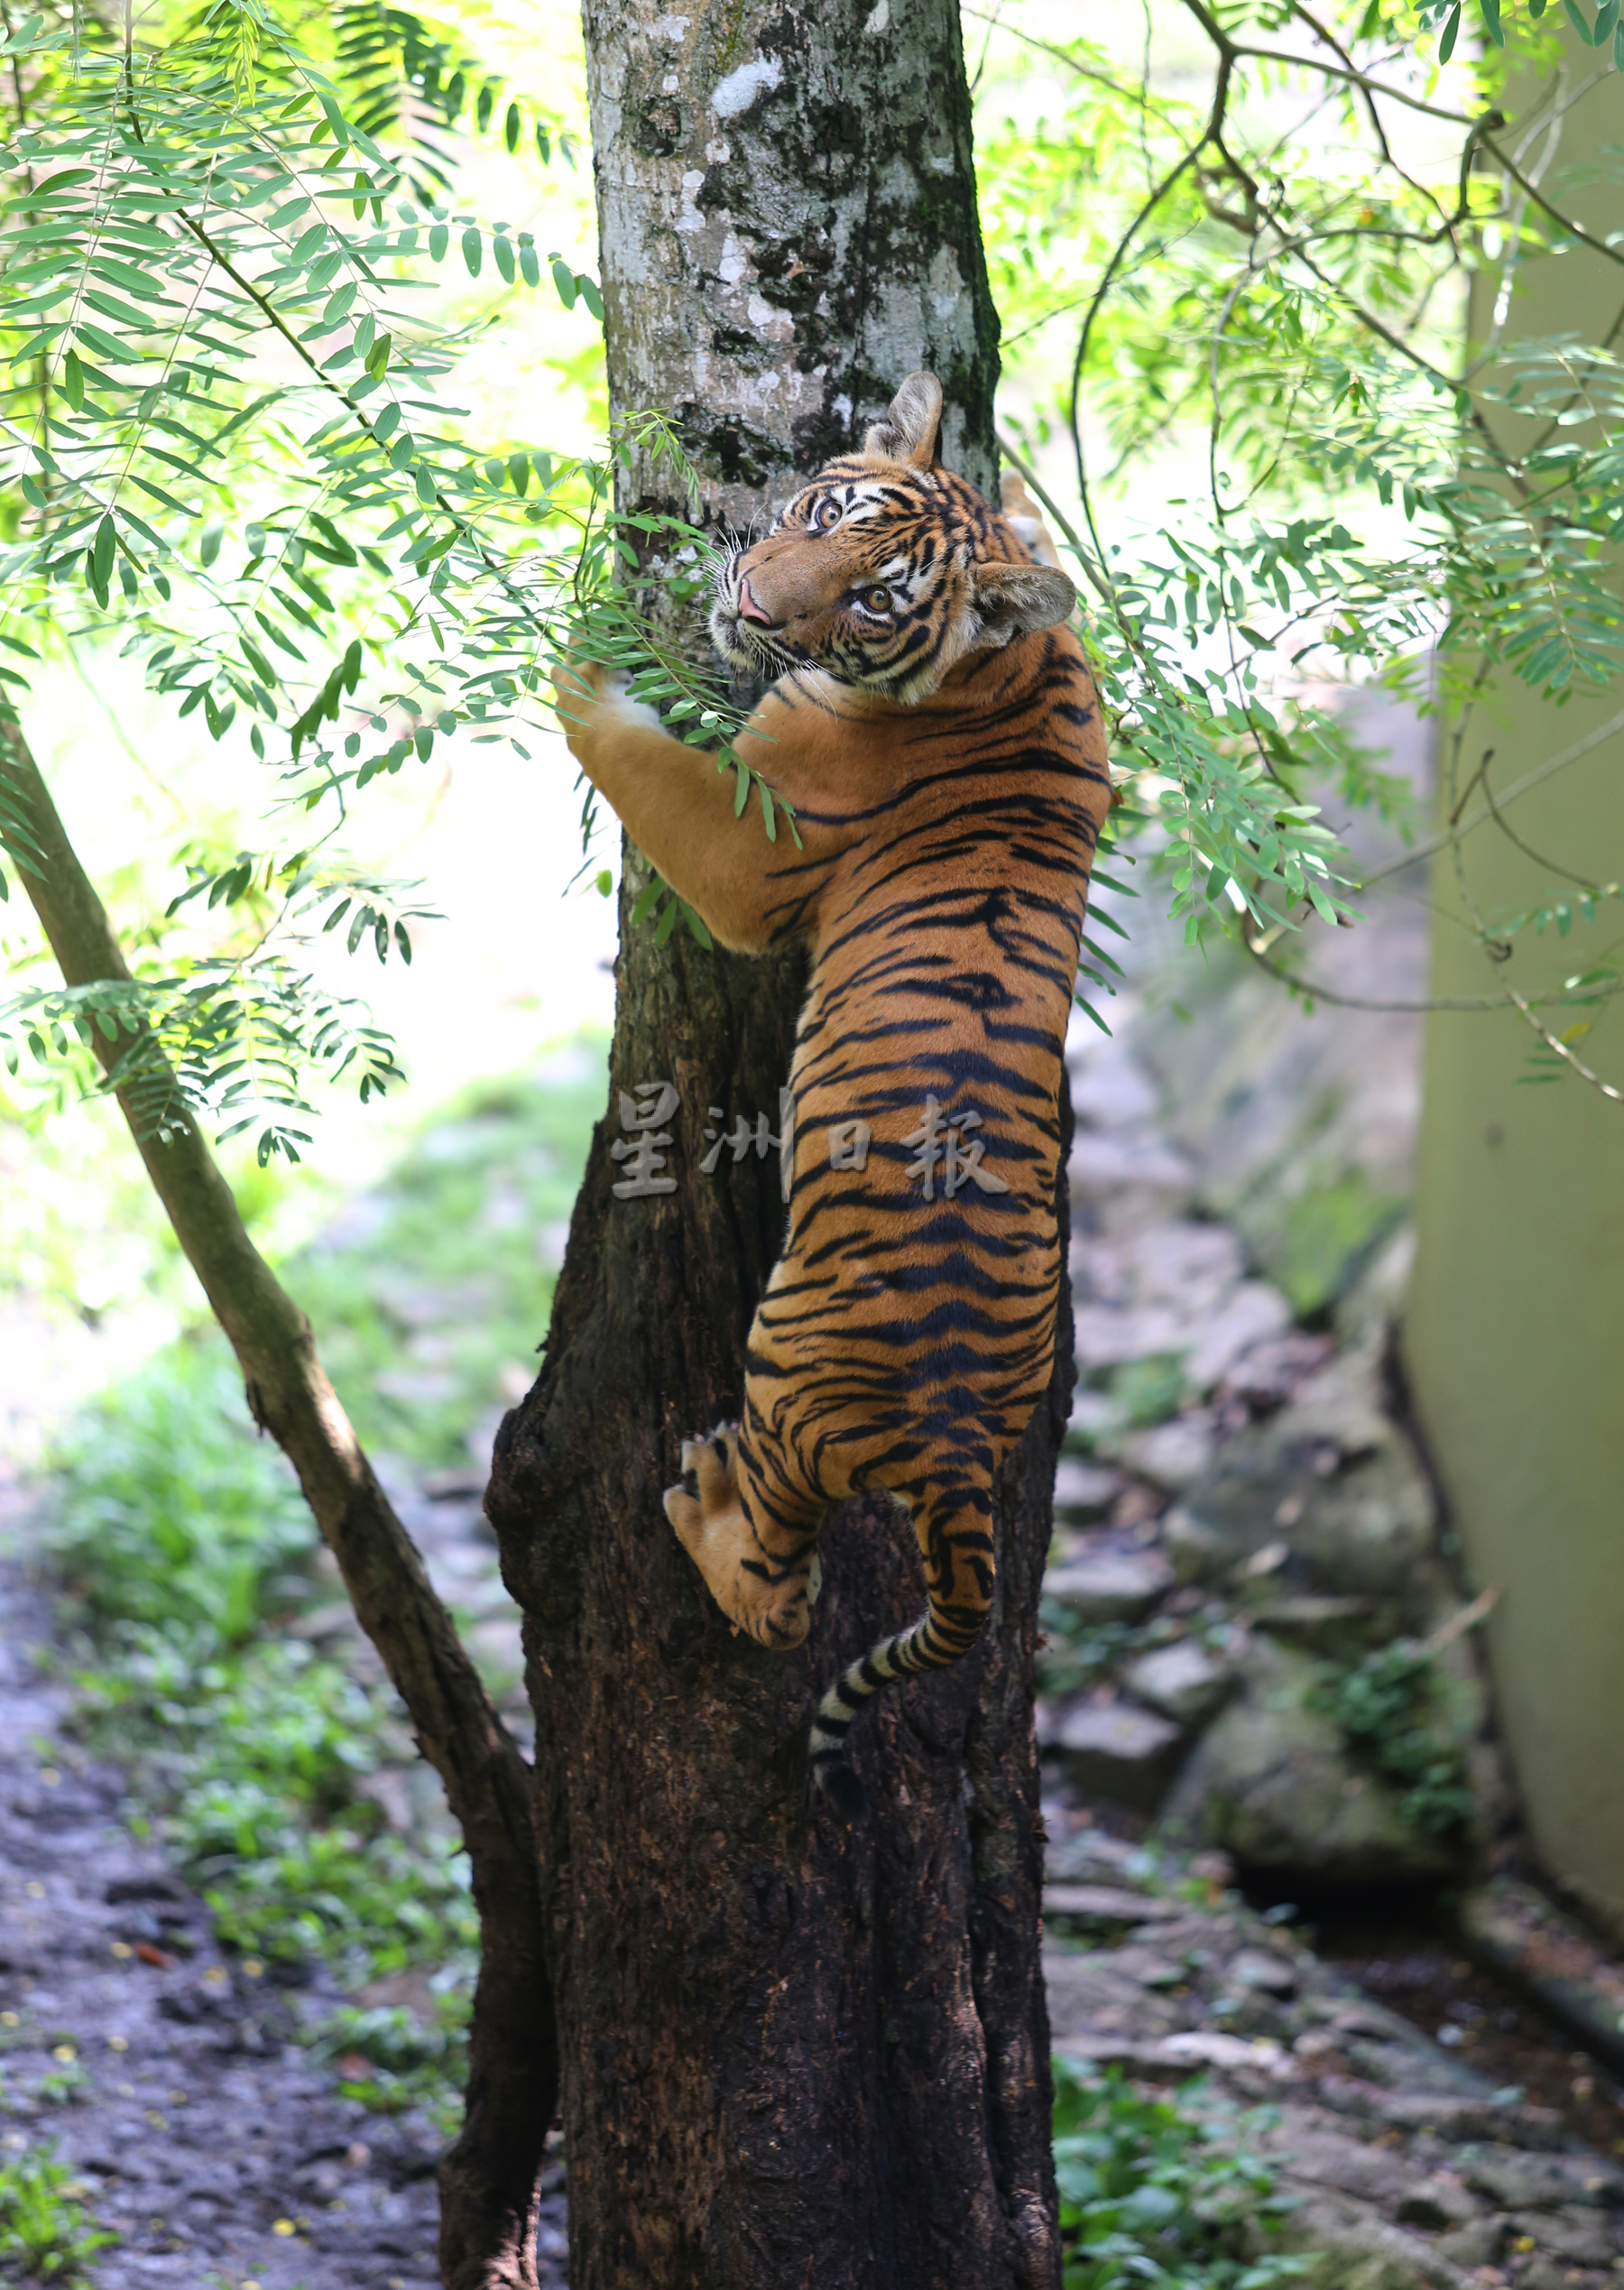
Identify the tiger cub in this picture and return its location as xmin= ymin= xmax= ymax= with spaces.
xmin=557 ymin=372 xmax=1112 ymax=1813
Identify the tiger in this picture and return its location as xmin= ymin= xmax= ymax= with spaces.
xmin=555 ymin=371 xmax=1112 ymax=1814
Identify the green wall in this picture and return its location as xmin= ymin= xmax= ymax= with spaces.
xmin=1406 ymin=65 xmax=1624 ymax=1926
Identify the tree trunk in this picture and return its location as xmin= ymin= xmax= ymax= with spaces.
xmin=484 ymin=4 xmax=1066 ymax=2282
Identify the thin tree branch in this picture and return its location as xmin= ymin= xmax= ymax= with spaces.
xmin=0 ymin=722 xmax=554 ymax=2290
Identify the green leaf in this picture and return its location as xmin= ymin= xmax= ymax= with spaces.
xmin=92 ymin=512 xmax=115 ymax=592
xmin=61 ymin=346 xmax=84 ymax=410
xmin=759 ymin=781 xmax=777 ymax=842
xmin=200 ymin=517 xmax=225 ymax=568
xmin=551 ymin=257 xmax=577 ymax=310
xmin=504 ymin=102 xmax=521 ymax=154
xmin=578 ymin=274 xmax=604 ymax=321
xmin=462 ymin=226 xmax=483 ymax=278
xmin=520 ymin=243 xmax=540 ymax=288
xmin=630 ymin=875 xmax=665 ymax=927
xmin=494 ymin=235 xmax=515 ymax=285
xmin=734 ymin=764 xmax=750 ymax=816
xmin=429 ymin=222 xmax=448 ymax=263
xmin=1439 ymin=2 xmax=1463 ymax=56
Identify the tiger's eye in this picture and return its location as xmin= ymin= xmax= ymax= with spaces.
xmin=816 ymin=499 xmax=841 ymax=531
xmin=863 ymin=586 xmax=890 ymax=614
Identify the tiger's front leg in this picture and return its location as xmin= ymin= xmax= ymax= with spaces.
xmin=663 ymin=1420 xmax=824 ymax=1648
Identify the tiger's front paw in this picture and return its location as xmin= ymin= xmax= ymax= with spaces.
xmin=550 ymin=650 xmax=607 ymax=746
xmin=664 ymin=1423 xmax=819 ymax=1650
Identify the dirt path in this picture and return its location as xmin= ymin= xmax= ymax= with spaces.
xmin=0 ymin=1470 xmax=566 ymax=2290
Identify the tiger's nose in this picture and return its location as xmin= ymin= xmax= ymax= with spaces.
xmin=737 ymin=575 xmax=776 ymax=627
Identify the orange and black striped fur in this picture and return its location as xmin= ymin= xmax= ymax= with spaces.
xmin=557 ymin=373 xmax=1112 ymax=1814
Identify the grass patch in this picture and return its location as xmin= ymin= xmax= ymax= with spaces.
xmin=0 ymin=2147 xmax=115 ymax=2283
xmin=1053 ymin=2063 xmax=1306 ymax=2290
xmin=1315 ymin=1642 xmax=1474 ymax=1839
xmin=45 ymin=1344 xmax=317 ymax=1646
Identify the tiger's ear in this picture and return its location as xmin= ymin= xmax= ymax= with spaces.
xmin=863 ymin=372 xmax=944 ymax=468
xmin=970 ymin=559 xmax=1077 ymax=646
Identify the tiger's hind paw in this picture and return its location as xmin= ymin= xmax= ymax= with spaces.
xmin=663 ymin=1422 xmax=819 ymax=1650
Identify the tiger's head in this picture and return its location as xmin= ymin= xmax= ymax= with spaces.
xmin=709 ymin=373 xmax=1077 ymax=706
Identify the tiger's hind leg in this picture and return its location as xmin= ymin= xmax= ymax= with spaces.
xmin=664 ymin=1422 xmax=824 ymax=1650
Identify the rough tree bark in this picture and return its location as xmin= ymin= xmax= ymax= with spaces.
xmin=484 ymin=4 xmax=1068 ymax=2282
xmin=0 ymin=727 xmax=555 ymax=2290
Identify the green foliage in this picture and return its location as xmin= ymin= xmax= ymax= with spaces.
xmin=1263 ymin=1173 xmax=1406 ymax=1321
xmin=70 ymin=1618 xmax=477 ymax=1983
xmin=1316 ymin=1642 xmax=1476 ymax=1837
xmin=978 ymin=0 xmax=1624 ymax=1080
xmin=44 ymin=1341 xmax=317 ymax=1648
xmin=312 ymin=1999 xmax=469 ymax=2125
xmin=0 ymin=2145 xmax=115 ymax=2283
xmin=0 ymin=0 xmax=774 ymax=1161
xmin=1051 ymin=2064 xmax=1306 ymax=2290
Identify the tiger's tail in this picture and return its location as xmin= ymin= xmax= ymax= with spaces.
xmin=808 ymin=1567 xmax=990 ymax=1818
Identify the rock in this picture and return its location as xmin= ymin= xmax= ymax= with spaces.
xmin=1509 ymin=2210 xmax=1620 ymax=2265
xmin=1464 ymin=2154 xmax=1623 ymax=2212
xmin=1185 ymin=1283 xmax=1294 ymax=1393
xmin=1123 ymin=1639 xmax=1235 ymax=1728
xmin=1041 ymin=1883 xmax=1182 ymax=1926
xmin=1163 ymin=1504 xmax=1226 ymax=1584
xmin=1052 ymin=1700 xmax=1185 ymax=1809
xmin=1394 ymin=2177 xmax=1479 ymax=2230
xmin=1043 ymin=1826 xmax=1141 ymax=1880
xmin=1119 ymin=1417 xmax=1217 ymax=1491
xmin=1457 ymin=1877 xmax=1624 ymax=2086
xmin=1173 ymin=1360 xmax=1444 ymax=1627
xmin=1067 ymin=1131 xmax=1195 ymax=1227
xmin=1053 ymin=1457 xmax=1121 ymax=1520
xmin=1251 ymin=1595 xmax=1379 ymax=1656
xmin=1044 ymin=1549 xmax=1172 ymax=1623
xmin=1155 ymin=1637 xmax=1471 ymax=1889
xmin=1270 ymin=2192 xmax=1445 ymax=2290
xmin=1266 ymin=2122 xmax=1408 ymax=2205
xmin=1158 ymin=2029 xmax=1294 ymax=2077
xmin=1434 ymin=2219 xmax=1505 ymax=2268
xmin=1218 ymin=1332 xmax=1334 ymax=1410
xmin=1372 ymin=2091 xmax=1566 ymax=2148
xmin=1070 ymin=1039 xmax=1159 ymax=1131
xmin=1073 ymin=1303 xmax=1194 ymax=1373
xmin=1230 ymin=1948 xmax=1297 ymax=1997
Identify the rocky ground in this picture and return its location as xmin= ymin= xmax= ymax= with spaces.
xmin=1044 ymin=1833 xmax=1624 ymax=2290
xmin=0 ymin=1470 xmax=565 ymax=2290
